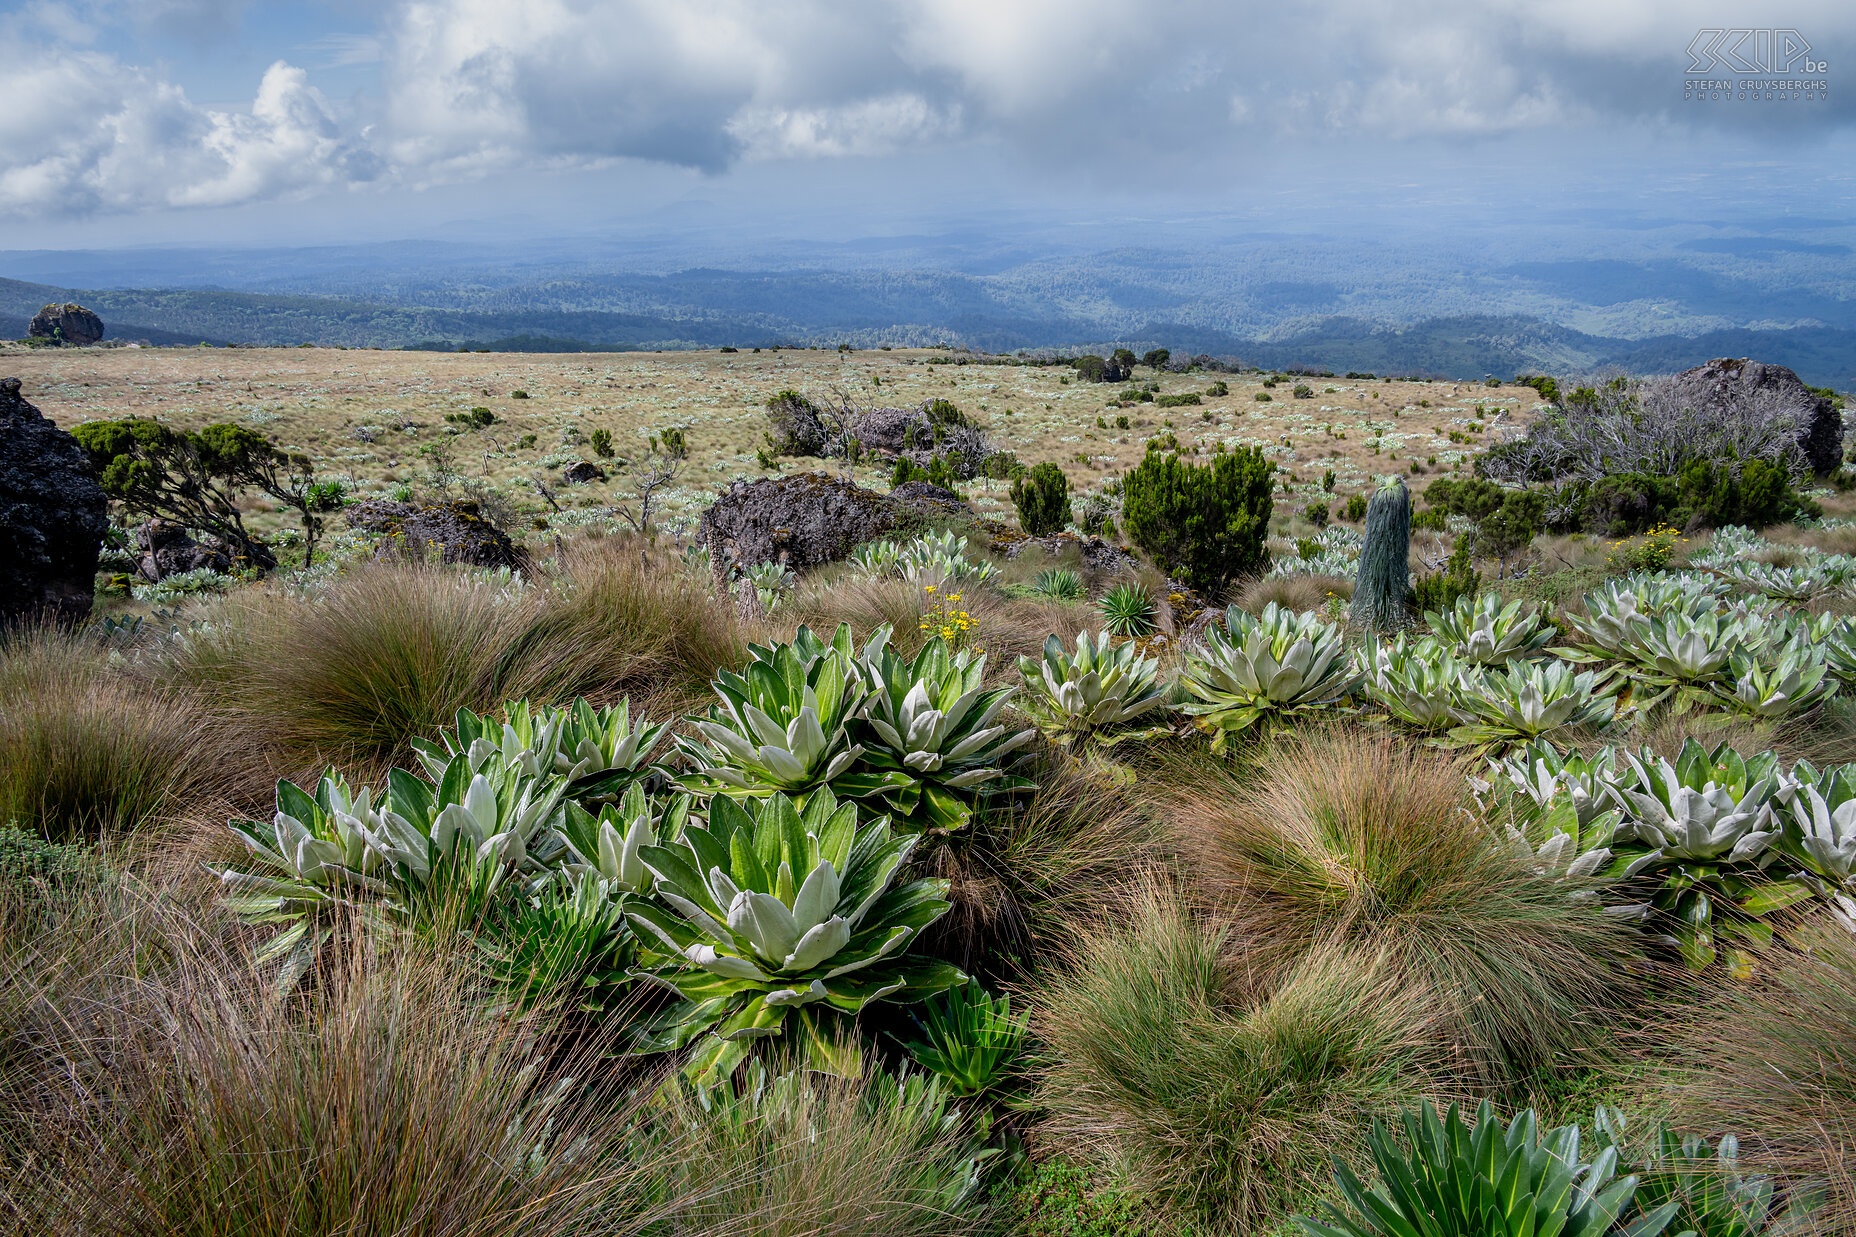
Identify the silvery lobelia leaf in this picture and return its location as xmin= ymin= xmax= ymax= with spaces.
xmin=733 ymin=890 xmax=802 ymax=965
xmin=1784 ymin=786 xmax=1856 ymax=883
xmin=791 ymin=860 xmax=840 ymax=931
xmin=684 ymin=943 xmax=770 ymax=981
xmin=363 ymin=810 xmax=432 ymax=878
xmin=783 ymin=918 xmax=852 ymax=971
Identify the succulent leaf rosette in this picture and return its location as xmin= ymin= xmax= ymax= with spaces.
xmin=553 ymin=783 xmax=693 ymax=894
xmin=1445 ymin=659 xmax=1618 ymax=750
xmin=676 ymin=623 xmax=893 ymax=805
xmin=852 ymin=629 xmax=1035 ymax=833
xmin=625 ymin=790 xmax=965 ymax=1080
xmin=1717 ymin=559 xmax=1853 ymax=603
xmin=1493 ymin=738 xmax=1855 ymax=972
xmin=1424 ymin=593 xmax=1556 ymax=666
xmin=1179 ymin=603 xmax=1359 ymax=750
xmin=215 ymin=752 xmax=567 ymax=988
xmin=1015 ymin=630 xmax=1170 ymax=742
xmin=1707 ymin=647 xmax=1838 ymax=720
xmin=413 ymin=696 xmax=671 ymax=802
xmin=1364 ymin=634 xmax=1464 ymax=733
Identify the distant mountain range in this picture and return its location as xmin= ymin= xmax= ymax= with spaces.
xmin=4 ymin=273 xmax=1851 ymax=389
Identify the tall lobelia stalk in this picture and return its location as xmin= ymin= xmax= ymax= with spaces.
xmin=1354 ymin=477 xmax=1411 ymax=634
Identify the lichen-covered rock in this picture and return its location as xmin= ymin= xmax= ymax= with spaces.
xmin=699 ymin=472 xmax=901 ymax=571
xmin=345 ymin=498 xmax=526 ymax=570
xmin=851 ymin=407 xmax=929 ymax=455
xmin=130 ymin=519 xmax=234 ymax=581
xmin=27 ymin=303 xmax=104 ymax=346
xmin=995 ymin=530 xmax=1139 ymax=575
xmin=0 ymin=377 xmax=108 ymax=624
xmin=1667 ymin=357 xmax=1844 ymax=474
xmin=886 ymin=481 xmax=972 ymax=520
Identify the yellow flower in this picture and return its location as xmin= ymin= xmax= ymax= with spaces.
xmin=924 ymin=584 xmax=936 ymax=593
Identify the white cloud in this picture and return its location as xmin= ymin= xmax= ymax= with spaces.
xmin=0 ymin=50 xmax=378 ymax=216
xmin=1 ymin=0 xmax=1851 ymax=219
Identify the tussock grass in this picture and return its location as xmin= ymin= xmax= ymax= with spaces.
xmin=1027 ymin=877 xmax=1437 ymax=1233
xmin=915 ymin=753 xmax=1166 ymax=976
xmin=0 ymin=891 xmax=680 ymax=1236
xmin=1663 ymin=917 xmax=1856 ymax=1231
xmin=0 ymin=882 xmax=998 ymax=1237
xmin=648 ymin=1060 xmax=992 ymax=1237
xmin=1153 ymin=729 xmax=1637 ymax=1084
xmin=1230 ymin=573 xmax=1354 ymax=616
xmin=159 ymin=539 xmax=746 ymax=780
xmin=162 ymin=562 xmax=525 ymax=779
xmin=0 ymin=627 xmax=257 ymax=839
xmin=499 ymin=535 xmax=749 ymax=709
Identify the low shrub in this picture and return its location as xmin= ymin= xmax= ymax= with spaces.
xmin=1013 ymin=462 xmax=1073 ymax=536
xmin=1121 ymin=446 xmax=1274 ymax=595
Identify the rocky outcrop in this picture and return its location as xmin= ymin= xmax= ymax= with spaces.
xmin=1668 ymin=358 xmax=1844 ymax=474
xmin=28 ymin=303 xmax=104 ymax=346
xmin=699 ymin=472 xmax=902 ymax=571
xmin=130 ymin=520 xmax=234 ymax=581
xmin=995 ymin=530 xmax=1139 ymax=575
xmin=0 ymin=377 xmax=108 ymax=624
xmin=345 ymin=499 xmax=527 ymax=570
xmin=886 ymin=481 xmax=972 ymax=520
xmin=851 ymin=407 xmax=930 ymax=456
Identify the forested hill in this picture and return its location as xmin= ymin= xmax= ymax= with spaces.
xmin=3 ymin=274 xmax=1850 ymax=388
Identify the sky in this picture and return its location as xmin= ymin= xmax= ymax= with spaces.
xmin=0 ymin=0 xmax=1852 ymax=252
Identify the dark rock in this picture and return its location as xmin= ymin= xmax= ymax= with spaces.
xmin=27 ymin=303 xmax=104 ymax=346
xmin=1667 ymin=358 xmax=1844 ymax=474
xmin=699 ymin=472 xmax=901 ymax=571
xmin=995 ymin=530 xmax=1140 ymax=575
xmin=851 ymin=407 xmax=930 ymax=455
xmin=562 ymin=460 xmax=607 ymax=484
xmin=0 ymin=377 xmax=109 ymax=624
xmin=130 ymin=519 xmax=234 ymax=581
xmin=345 ymin=499 xmax=527 ymax=570
xmin=887 ymin=481 xmax=972 ymax=519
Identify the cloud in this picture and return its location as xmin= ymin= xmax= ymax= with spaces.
xmin=1 ymin=0 xmax=1851 ymax=219
xmin=0 ymin=50 xmax=379 ymax=216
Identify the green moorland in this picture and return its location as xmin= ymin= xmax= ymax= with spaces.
xmin=2 ymin=345 xmax=1855 ymax=1236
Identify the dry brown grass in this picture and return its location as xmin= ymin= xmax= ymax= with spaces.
xmin=0 ymin=890 xmax=677 ymax=1237
xmin=0 ymin=880 xmax=995 ymax=1237
xmin=12 ymin=347 xmax=1545 ymax=551
xmin=0 ymin=626 xmax=264 ymax=839
xmin=1025 ymin=875 xmax=1440 ymax=1234
xmin=1230 ymin=573 xmax=1354 ymax=616
xmin=158 ymin=562 xmax=532 ymax=781
xmin=500 ymin=534 xmax=750 ymax=708
xmin=1149 ymin=729 xmax=1639 ymax=1083
xmin=1662 ymin=917 xmax=1856 ymax=1232
xmin=153 ymin=538 xmax=747 ymax=782
xmin=914 ymin=751 xmax=1168 ymax=976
